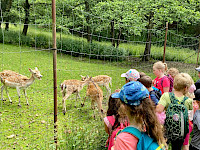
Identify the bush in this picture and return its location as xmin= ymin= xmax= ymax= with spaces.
xmin=56 ymin=36 xmax=129 ymax=61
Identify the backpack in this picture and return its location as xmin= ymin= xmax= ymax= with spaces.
xmin=161 ymin=75 xmax=174 ymax=92
xmin=119 ymin=126 xmax=164 ymax=150
xmin=106 ymin=116 xmax=128 ymax=150
xmin=164 ymin=92 xmax=189 ymax=142
xmin=149 ymin=90 xmax=162 ymax=100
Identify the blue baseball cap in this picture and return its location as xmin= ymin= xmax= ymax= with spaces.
xmin=113 ymin=81 xmax=149 ymax=106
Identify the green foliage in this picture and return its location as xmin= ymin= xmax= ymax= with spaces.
xmin=57 ymin=36 xmax=130 ymax=61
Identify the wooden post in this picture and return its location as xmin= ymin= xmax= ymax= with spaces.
xmin=196 ymin=39 xmax=200 ymax=67
xmin=52 ymin=0 xmax=57 ymax=149
xmin=163 ymin=22 xmax=168 ymax=63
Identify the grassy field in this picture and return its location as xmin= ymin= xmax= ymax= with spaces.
xmin=0 ymin=40 xmax=198 ymax=149
xmin=0 ymin=43 xmax=144 ymax=149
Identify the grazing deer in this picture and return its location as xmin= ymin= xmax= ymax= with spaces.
xmin=60 ymin=76 xmax=92 ymax=115
xmin=80 ymin=75 xmax=112 ymax=98
xmin=0 ymin=67 xmax=42 ymax=107
xmin=81 ymin=81 xmax=104 ymax=119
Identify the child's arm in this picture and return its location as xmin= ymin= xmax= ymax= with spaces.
xmin=156 ymin=104 xmax=165 ymax=113
xmin=163 ymin=87 xmax=169 ymax=93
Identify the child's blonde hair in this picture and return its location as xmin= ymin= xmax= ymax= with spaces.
xmin=153 ymin=61 xmax=168 ymax=72
xmin=173 ymin=73 xmax=193 ymax=93
xmin=167 ymin=68 xmax=179 ymax=78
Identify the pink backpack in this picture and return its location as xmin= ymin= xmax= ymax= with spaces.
xmin=161 ymin=75 xmax=174 ymax=92
xmin=106 ymin=116 xmax=128 ymax=150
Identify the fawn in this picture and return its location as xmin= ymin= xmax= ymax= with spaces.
xmin=60 ymin=76 xmax=92 ymax=115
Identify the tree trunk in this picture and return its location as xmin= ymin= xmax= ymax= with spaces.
xmin=142 ymin=30 xmax=152 ymax=61
xmin=116 ymin=27 xmax=121 ymax=48
xmin=142 ymin=12 xmax=153 ymax=61
xmin=111 ymin=20 xmax=115 ymax=47
xmin=22 ymin=0 xmax=30 ymax=36
xmin=5 ymin=22 xmax=9 ymax=31
xmin=85 ymin=0 xmax=92 ymax=43
xmin=4 ymin=0 xmax=12 ymax=31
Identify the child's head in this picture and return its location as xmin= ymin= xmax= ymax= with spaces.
xmin=167 ymin=68 xmax=179 ymax=79
xmin=139 ymin=72 xmax=146 ymax=78
xmin=115 ymin=81 xmax=166 ymax=146
xmin=194 ymin=89 xmax=200 ymax=107
xmin=173 ymin=73 xmax=193 ymax=94
xmin=107 ymin=93 xmax=125 ymax=117
xmin=195 ymin=66 xmax=200 ymax=79
xmin=138 ymin=75 xmax=152 ymax=88
xmin=121 ymin=69 xmax=140 ymax=83
xmin=153 ymin=61 xmax=168 ymax=77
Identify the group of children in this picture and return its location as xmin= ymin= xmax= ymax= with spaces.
xmin=103 ymin=61 xmax=200 ymax=150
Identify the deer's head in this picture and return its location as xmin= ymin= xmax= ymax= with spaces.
xmin=29 ymin=67 xmax=43 ymax=80
xmin=80 ymin=75 xmax=89 ymax=81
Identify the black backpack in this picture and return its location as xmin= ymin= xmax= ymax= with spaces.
xmin=149 ymin=90 xmax=162 ymax=100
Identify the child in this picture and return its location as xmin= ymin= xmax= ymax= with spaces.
xmin=195 ymin=66 xmax=200 ymax=90
xmin=104 ymin=93 xmax=129 ymax=150
xmin=156 ymin=73 xmax=193 ymax=150
xmin=153 ymin=61 xmax=170 ymax=94
xmin=183 ymin=78 xmax=196 ymax=150
xmin=121 ymin=69 xmax=140 ymax=83
xmin=189 ymin=89 xmax=200 ymax=150
xmin=138 ymin=75 xmax=166 ymax=125
xmin=138 ymin=75 xmax=160 ymax=105
xmin=112 ymin=81 xmax=166 ymax=150
xmin=139 ymin=72 xmax=146 ymax=78
xmin=167 ymin=68 xmax=179 ymax=79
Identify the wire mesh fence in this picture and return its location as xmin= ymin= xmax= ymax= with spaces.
xmin=0 ymin=0 xmax=199 ymax=149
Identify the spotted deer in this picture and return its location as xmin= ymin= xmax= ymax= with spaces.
xmin=0 ymin=67 xmax=42 ymax=106
xmin=81 ymin=81 xmax=104 ymax=119
xmin=80 ymin=75 xmax=112 ymax=98
xmin=60 ymin=76 xmax=92 ymax=115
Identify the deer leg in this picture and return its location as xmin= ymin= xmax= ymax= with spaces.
xmin=91 ymin=99 xmax=95 ymax=110
xmin=23 ymin=89 xmax=29 ymax=105
xmin=96 ymin=98 xmax=104 ymax=119
xmin=81 ymin=95 xmax=87 ymax=107
xmin=78 ymin=93 xmax=81 ymax=99
xmin=16 ymin=87 xmax=21 ymax=107
xmin=62 ymin=93 xmax=70 ymax=115
xmin=1 ymin=85 xmax=4 ymax=101
xmin=5 ymin=87 xmax=12 ymax=103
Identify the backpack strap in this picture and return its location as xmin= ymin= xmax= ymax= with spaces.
xmin=120 ymin=126 xmax=142 ymax=139
xmin=169 ymin=92 xmax=188 ymax=105
xmin=160 ymin=76 xmax=167 ymax=87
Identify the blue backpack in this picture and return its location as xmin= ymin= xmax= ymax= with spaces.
xmin=120 ymin=126 xmax=164 ymax=150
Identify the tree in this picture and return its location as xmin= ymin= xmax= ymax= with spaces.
xmin=22 ymin=0 xmax=30 ymax=35
xmin=0 ymin=0 xmax=13 ymax=30
xmin=92 ymin=0 xmax=144 ymax=47
xmin=134 ymin=0 xmax=200 ymax=61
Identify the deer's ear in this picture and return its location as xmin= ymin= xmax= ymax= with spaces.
xmin=29 ymin=68 xmax=33 ymax=72
xmin=35 ymin=67 xmax=38 ymax=70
